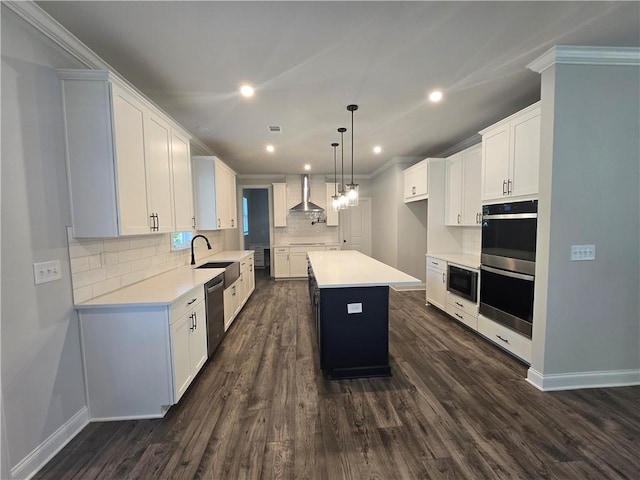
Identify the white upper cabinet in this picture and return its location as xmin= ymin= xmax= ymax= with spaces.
xmin=192 ymin=156 xmax=237 ymax=230
xmin=58 ymin=70 xmax=193 ymax=237
xmin=170 ymin=129 xmax=195 ymax=232
xmin=325 ymin=182 xmax=339 ymax=226
xmin=403 ymin=159 xmax=429 ymax=202
xmin=272 ymin=183 xmax=287 ymax=227
xmin=445 ymin=144 xmax=482 ymax=226
xmin=480 ymin=102 xmax=540 ymax=203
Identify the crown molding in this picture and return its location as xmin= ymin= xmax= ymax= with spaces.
xmin=434 ymin=134 xmax=481 ymax=158
xmin=4 ymin=0 xmax=215 ymax=156
xmin=370 ymin=156 xmax=422 ymax=179
xmin=528 ymin=45 xmax=640 ymax=74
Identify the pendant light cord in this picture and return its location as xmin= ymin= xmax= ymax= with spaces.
xmin=338 ymin=127 xmax=346 ymax=193
xmin=332 ymin=143 xmax=338 ymax=195
xmin=347 ymin=104 xmax=358 ymax=184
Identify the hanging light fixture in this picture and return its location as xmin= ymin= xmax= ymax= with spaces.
xmin=337 ymin=127 xmax=348 ymax=209
xmin=331 ymin=142 xmax=340 ymax=211
xmin=346 ymin=104 xmax=359 ymax=206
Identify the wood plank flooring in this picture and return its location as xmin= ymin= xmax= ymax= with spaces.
xmin=36 ymin=270 xmax=640 ymax=479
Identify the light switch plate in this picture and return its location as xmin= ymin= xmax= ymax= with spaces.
xmin=33 ymin=260 xmax=62 ymax=284
xmin=570 ymin=245 xmax=596 ymax=261
xmin=347 ymin=303 xmax=363 ymax=314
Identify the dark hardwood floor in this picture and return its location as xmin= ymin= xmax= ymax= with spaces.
xmin=36 ymin=270 xmax=640 ymax=479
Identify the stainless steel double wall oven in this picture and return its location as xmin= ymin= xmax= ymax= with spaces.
xmin=480 ymin=200 xmax=537 ymax=338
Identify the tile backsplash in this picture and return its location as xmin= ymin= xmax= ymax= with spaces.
xmin=461 ymin=227 xmax=481 ymax=254
xmin=67 ymin=227 xmax=224 ymax=303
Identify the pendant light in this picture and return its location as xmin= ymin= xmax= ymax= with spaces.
xmin=337 ymin=127 xmax=348 ymax=210
xmin=346 ymin=104 xmax=359 ymax=206
xmin=331 ymin=142 xmax=340 ymax=211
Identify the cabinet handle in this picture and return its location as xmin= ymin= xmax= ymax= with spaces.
xmin=186 ymin=298 xmax=197 ymax=306
xmin=232 ymin=285 xmax=236 ymax=296
xmin=193 ymin=312 xmax=197 ymax=330
xmin=496 ymin=334 xmax=510 ymax=344
xmin=442 ymin=272 xmax=445 ymax=283
xmin=457 ymin=213 xmax=461 ymax=224
xmin=502 ymin=180 xmax=507 ymax=195
xmin=455 ymin=313 xmax=464 ymax=320
xmin=217 ymin=218 xmax=221 ymax=228
xmin=156 ymin=214 xmax=160 ymax=230
xmin=431 ymin=261 xmax=438 ymax=265
xmin=189 ymin=313 xmax=195 ymax=331
xmin=231 ymin=219 xmax=234 ymax=227
xmin=192 ymin=216 xmax=196 ymax=229
xmin=455 ymin=301 xmax=463 ymax=308
xmin=412 ymin=186 xmax=416 ymax=195
xmin=507 ymin=179 xmax=512 ymax=195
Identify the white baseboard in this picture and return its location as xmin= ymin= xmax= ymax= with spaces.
xmin=391 ymin=283 xmax=426 ymax=292
xmin=527 ymin=367 xmax=640 ymax=391
xmin=11 ymin=407 xmax=89 ymax=480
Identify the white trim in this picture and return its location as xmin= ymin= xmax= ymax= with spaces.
xmin=528 ymin=45 xmax=640 ymax=74
xmin=370 ymin=156 xmax=422 ymax=179
xmin=391 ymin=283 xmax=426 ymax=292
xmin=4 ymin=0 xmax=215 ymax=157
xmin=10 ymin=407 xmax=89 ymax=480
xmin=526 ymin=367 xmax=640 ymax=392
xmin=434 ymin=135 xmax=481 ymax=159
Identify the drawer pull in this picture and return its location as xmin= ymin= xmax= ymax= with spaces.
xmin=496 ymin=334 xmax=510 ymax=344
xmin=455 ymin=301 xmax=463 ymax=308
xmin=455 ymin=313 xmax=464 ymax=320
xmin=186 ymin=298 xmax=197 ymax=306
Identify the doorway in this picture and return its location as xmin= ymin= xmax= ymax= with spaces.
xmin=241 ymin=187 xmax=271 ymax=269
xmin=339 ymin=197 xmax=371 ymax=255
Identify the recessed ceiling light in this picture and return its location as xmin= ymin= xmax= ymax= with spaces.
xmin=304 ymin=164 xmax=311 ymax=171
xmin=373 ymin=145 xmax=382 ymax=154
xmin=428 ymin=90 xmax=443 ymax=103
xmin=240 ymin=84 xmax=255 ymax=98
xmin=266 ymin=144 xmax=275 ymax=153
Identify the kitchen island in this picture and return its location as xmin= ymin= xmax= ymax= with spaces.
xmin=307 ymin=250 xmax=420 ymax=379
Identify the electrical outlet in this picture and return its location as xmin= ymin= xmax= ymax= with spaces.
xmin=570 ymin=245 xmax=596 ymax=261
xmin=33 ymin=260 xmax=62 ymax=285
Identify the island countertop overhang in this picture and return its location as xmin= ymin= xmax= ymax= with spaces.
xmin=307 ymin=250 xmax=421 ymax=289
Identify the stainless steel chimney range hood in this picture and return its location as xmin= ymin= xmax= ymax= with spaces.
xmin=290 ymin=174 xmax=324 ymax=212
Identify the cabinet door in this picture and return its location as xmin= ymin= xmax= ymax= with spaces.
xmin=191 ymin=156 xmax=218 ymax=230
xmin=273 ymin=183 xmax=287 ymax=227
xmin=144 ymin=112 xmax=174 ymax=233
xmin=112 ymin=85 xmax=151 ymax=235
xmin=462 ymin=146 xmax=482 ymax=225
xmin=227 ymin=169 xmax=237 ymax=229
xmin=223 ymin=284 xmax=236 ymax=331
xmin=214 ymin=162 xmax=227 ymax=229
xmin=426 ymin=265 xmax=447 ymax=311
xmin=290 ymin=253 xmax=308 ymax=277
xmin=404 ymin=161 xmax=428 ymax=202
xmin=189 ymin=301 xmax=208 ymax=375
xmin=274 ymin=252 xmax=289 ymax=278
xmin=325 ymin=183 xmax=339 ymax=226
xmin=481 ymin=124 xmax=510 ymax=201
xmin=171 ymin=130 xmax=194 ymax=232
xmin=445 ymin=154 xmax=463 ymax=225
xmin=170 ymin=313 xmax=193 ymax=402
xmin=510 ymin=109 xmax=540 ymax=198
xmin=247 ymin=257 xmax=255 ymax=294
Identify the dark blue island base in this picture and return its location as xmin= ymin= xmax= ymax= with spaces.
xmin=316 ymin=286 xmax=391 ymax=379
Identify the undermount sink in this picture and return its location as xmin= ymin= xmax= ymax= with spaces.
xmin=197 ymin=261 xmax=240 ymax=288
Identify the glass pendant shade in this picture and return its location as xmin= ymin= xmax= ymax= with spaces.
xmin=331 ymin=194 xmax=340 ymax=211
xmin=346 ymin=183 xmax=359 ymax=206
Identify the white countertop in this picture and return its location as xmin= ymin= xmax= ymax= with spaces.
xmin=77 ymin=250 xmax=253 ymax=308
xmin=425 ymin=252 xmax=481 ymax=270
xmin=308 ymin=250 xmax=421 ymax=288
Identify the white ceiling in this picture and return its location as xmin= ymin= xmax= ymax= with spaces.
xmin=37 ymin=1 xmax=640 ymax=176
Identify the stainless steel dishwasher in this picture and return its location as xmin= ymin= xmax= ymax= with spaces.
xmin=204 ymin=273 xmax=225 ymax=357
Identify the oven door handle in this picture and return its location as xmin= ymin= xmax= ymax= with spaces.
xmin=481 ymin=265 xmax=534 ymax=282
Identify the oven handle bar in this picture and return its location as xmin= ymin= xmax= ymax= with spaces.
xmin=481 ymin=264 xmax=534 ymax=282
xmin=482 ymin=213 xmax=537 ymax=220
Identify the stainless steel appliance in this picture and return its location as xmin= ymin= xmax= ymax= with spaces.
xmin=204 ymin=274 xmax=225 ymax=357
xmin=480 ymin=200 xmax=537 ymax=338
xmin=447 ymin=264 xmax=478 ymax=303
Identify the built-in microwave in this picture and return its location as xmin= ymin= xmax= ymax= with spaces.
xmin=447 ymin=264 xmax=478 ymax=303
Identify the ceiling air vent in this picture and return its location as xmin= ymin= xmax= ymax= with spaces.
xmin=268 ymin=125 xmax=282 ymax=134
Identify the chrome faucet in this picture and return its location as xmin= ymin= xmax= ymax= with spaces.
xmin=190 ymin=234 xmax=212 ymax=265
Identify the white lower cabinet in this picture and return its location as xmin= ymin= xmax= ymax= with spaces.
xmin=224 ymin=253 xmax=255 ymax=331
xmin=273 ymin=246 xmax=290 ymax=278
xmin=78 ymin=284 xmax=208 ymax=420
xmin=445 ymin=291 xmax=478 ymax=330
xmin=478 ymin=314 xmax=532 ymax=363
xmin=223 ymin=281 xmax=239 ymax=331
xmin=426 ymin=256 xmax=447 ymax=310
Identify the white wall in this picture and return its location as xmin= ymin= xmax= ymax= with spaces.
xmin=531 ymin=56 xmax=640 ymax=386
xmin=1 ymin=6 xmax=88 ymax=477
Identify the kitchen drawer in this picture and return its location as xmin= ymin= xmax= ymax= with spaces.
xmin=170 ymin=285 xmax=204 ymax=323
xmin=478 ymin=314 xmax=531 ymax=363
xmin=274 ymin=247 xmax=289 ymax=254
xmin=446 ymin=291 xmax=478 ymax=316
xmin=290 ymin=246 xmax=311 ymax=254
xmin=326 ymin=245 xmax=340 ymax=251
xmin=446 ymin=303 xmax=478 ymax=330
xmin=426 ymin=256 xmax=446 ymax=269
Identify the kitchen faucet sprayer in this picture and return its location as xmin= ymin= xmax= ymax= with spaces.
xmin=190 ymin=235 xmax=212 ymax=265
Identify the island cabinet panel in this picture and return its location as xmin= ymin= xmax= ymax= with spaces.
xmin=319 ymin=286 xmax=390 ymax=379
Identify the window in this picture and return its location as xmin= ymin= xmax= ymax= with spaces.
xmin=172 ymin=231 xmax=193 ymax=251
xmin=243 ymin=196 xmax=249 ymax=236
